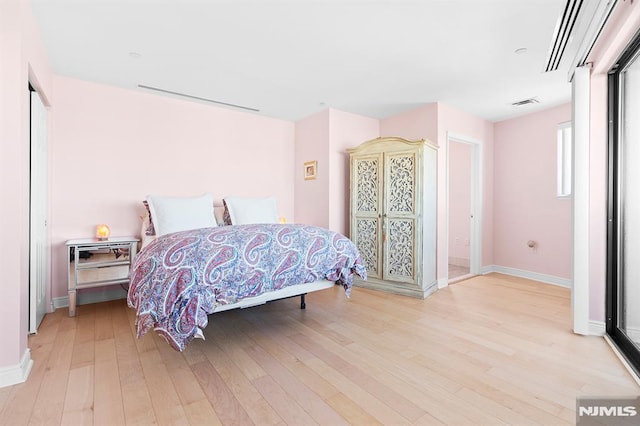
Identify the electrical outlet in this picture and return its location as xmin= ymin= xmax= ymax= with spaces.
xmin=464 ymin=238 xmax=469 ymax=246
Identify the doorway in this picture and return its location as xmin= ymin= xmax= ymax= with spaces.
xmin=447 ymin=134 xmax=481 ymax=283
xmin=29 ymin=86 xmax=48 ymax=333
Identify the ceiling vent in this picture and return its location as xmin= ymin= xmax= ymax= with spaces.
xmin=137 ymin=84 xmax=260 ymax=112
xmin=511 ymin=98 xmax=540 ymax=107
xmin=544 ymin=0 xmax=584 ymax=72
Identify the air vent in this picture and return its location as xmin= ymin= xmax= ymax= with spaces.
xmin=137 ymin=84 xmax=260 ymax=112
xmin=544 ymin=0 xmax=584 ymax=72
xmin=511 ymin=98 xmax=540 ymax=107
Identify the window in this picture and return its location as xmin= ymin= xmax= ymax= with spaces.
xmin=607 ymin=28 xmax=640 ymax=377
xmin=557 ymin=122 xmax=572 ymax=197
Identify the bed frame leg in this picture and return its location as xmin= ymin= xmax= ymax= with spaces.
xmin=300 ymin=294 xmax=306 ymax=309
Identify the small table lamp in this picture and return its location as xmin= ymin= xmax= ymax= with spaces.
xmin=96 ymin=224 xmax=110 ymax=240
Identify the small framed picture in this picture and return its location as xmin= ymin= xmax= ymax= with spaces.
xmin=304 ymin=160 xmax=317 ymax=180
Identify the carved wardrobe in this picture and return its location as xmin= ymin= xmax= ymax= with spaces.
xmin=348 ymin=136 xmax=438 ymax=298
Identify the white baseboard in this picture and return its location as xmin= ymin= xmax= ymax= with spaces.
xmin=0 ymin=349 xmax=33 ymax=388
xmin=480 ymin=265 xmax=571 ymax=288
xmin=589 ymin=320 xmax=606 ymax=336
xmin=483 ymin=266 xmax=609 ymax=337
xmin=437 ymin=277 xmax=449 ymax=289
xmin=52 ymin=287 xmax=128 ymax=310
xmin=480 ymin=265 xmax=495 ymax=275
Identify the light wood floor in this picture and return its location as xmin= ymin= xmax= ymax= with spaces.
xmin=1 ymin=273 xmax=638 ymax=425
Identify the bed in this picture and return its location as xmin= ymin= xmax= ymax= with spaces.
xmin=127 ymin=194 xmax=366 ymax=351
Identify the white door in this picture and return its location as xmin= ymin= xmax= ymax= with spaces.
xmin=29 ymin=89 xmax=48 ymax=333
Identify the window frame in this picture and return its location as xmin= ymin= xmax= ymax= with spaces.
xmin=557 ymin=121 xmax=573 ymax=198
xmin=606 ymin=28 xmax=640 ymax=378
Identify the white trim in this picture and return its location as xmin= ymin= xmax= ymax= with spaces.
xmin=567 ymin=0 xmax=618 ymax=81
xmin=0 ymin=349 xmax=33 ymax=388
xmin=589 ymin=320 xmax=606 ymax=336
xmin=445 ymin=132 xmax=483 ymax=283
xmin=480 ymin=265 xmax=495 ymax=275
xmin=29 ymin=89 xmax=48 ymax=334
xmin=572 ymin=65 xmax=591 ymax=335
xmin=437 ymin=277 xmax=448 ymax=289
xmin=484 ymin=265 xmax=572 ymax=288
xmin=52 ymin=287 xmax=127 ymax=310
xmin=482 ymin=265 xmax=603 ymax=335
xmin=448 ymin=274 xmax=476 ymax=285
xmin=556 ymin=121 xmax=573 ymax=198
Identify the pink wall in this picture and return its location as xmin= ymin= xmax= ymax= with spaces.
xmin=584 ymin=0 xmax=640 ymax=322
xmin=7 ymin=0 xmax=635 ymax=387
xmin=294 ymin=108 xmax=378 ymax=236
xmin=493 ymin=103 xmax=572 ymax=279
xmin=381 ymin=103 xmax=495 ymax=282
xmin=379 ymin=104 xmax=442 ymax=278
xmin=294 ymin=110 xmax=331 ymax=227
xmin=379 ymin=104 xmax=438 ymax=142
xmin=448 ymin=141 xmax=471 ymax=262
xmin=0 ymin=0 xmax=53 ymax=369
xmin=328 ymin=109 xmax=379 ymax=236
xmin=50 ymin=76 xmax=295 ymax=301
xmin=437 ymin=103 xmax=495 ymax=274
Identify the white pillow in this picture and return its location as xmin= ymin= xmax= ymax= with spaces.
xmin=224 ymin=196 xmax=278 ymax=225
xmin=146 ymin=193 xmax=217 ymax=236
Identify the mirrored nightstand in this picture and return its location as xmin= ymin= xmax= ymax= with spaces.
xmin=65 ymin=236 xmax=139 ymax=317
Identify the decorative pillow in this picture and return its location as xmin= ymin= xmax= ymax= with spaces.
xmin=142 ymin=200 xmax=156 ymax=236
xmin=222 ymin=200 xmax=233 ymax=226
xmin=140 ymin=214 xmax=149 ymax=237
xmin=143 ymin=200 xmax=225 ymax=235
xmin=213 ymin=206 xmax=226 ymax=226
xmin=223 ymin=196 xmax=279 ymax=225
xmin=146 ymin=193 xmax=217 ymax=236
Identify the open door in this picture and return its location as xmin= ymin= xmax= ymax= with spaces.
xmin=29 ymin=87 xmax=48 ymax=333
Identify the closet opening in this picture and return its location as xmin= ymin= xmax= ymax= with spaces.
xmin=446 ymin=133 xmax=482 ymax=284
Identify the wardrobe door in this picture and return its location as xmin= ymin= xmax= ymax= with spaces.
xmin=383 ymin=150 xmax=419 ymax=284
xmin=352 ymin=154 xmax=383 ymax=280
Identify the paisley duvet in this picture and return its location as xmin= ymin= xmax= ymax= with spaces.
xmin=127 ymin=223 xmax=367 ymax=351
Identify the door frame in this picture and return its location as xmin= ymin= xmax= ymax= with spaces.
xmin=445 ymin=132 xmax=482 ymax=283
xmin=29 ymin=85 xmax=48 ymax=334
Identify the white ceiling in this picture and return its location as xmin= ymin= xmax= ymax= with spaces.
xmin=30 ymin=0 xmax=579 ymax=122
